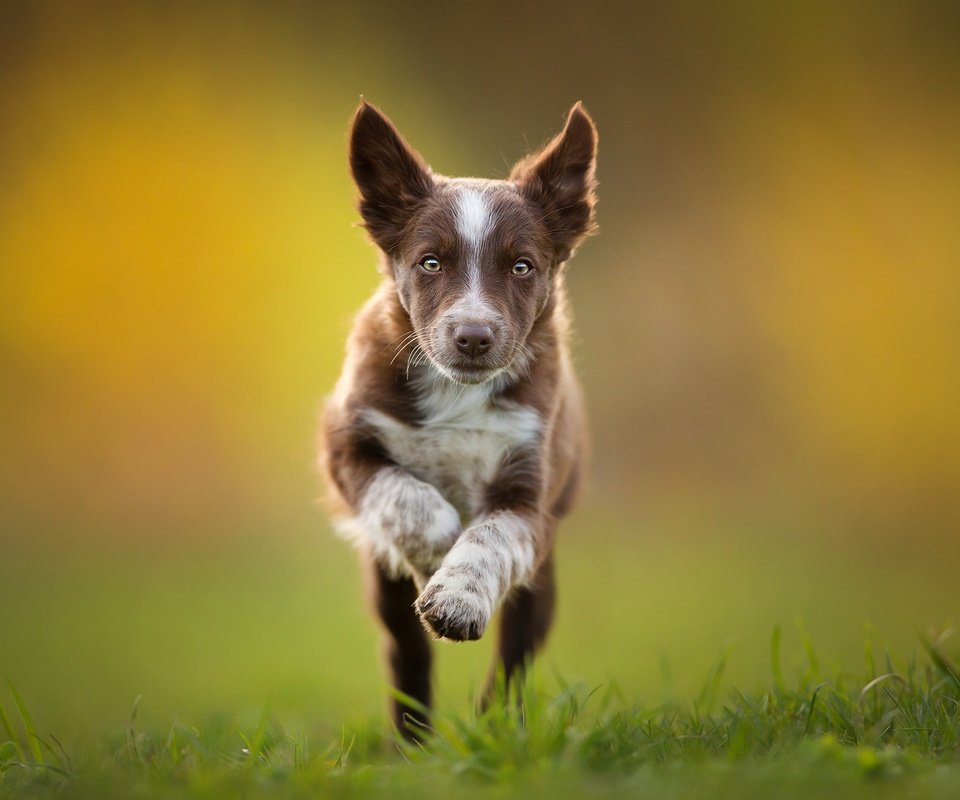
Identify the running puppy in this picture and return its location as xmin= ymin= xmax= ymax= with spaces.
xmin=321 ymin=101 xmax=597 ymax=736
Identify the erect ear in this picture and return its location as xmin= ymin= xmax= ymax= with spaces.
xmin=349 ymin=100 xmax=434 ymax=253
xmin=511 ymin=102 xmax=598 ymax=263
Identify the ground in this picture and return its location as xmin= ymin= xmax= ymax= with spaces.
xmin=2 ymin=508 xmax=958 ymax=798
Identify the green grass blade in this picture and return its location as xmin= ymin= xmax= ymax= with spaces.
xmin=386 ymin=686 xmax=430 ymax=718
xmin=241 ymin=704 xmax=270 ymax=771
xmin=803 ymin=682 xmax=829 ymax=735
xmin=858 ymin=673 xmax=905 ymax=706
xmin=334 ymin=726 xmax=356 ymax=769
xmin=0 ymin=696 xmax=18 ymax=744
xmin=5 ymin=678 xmax=44 ymax=765
xmin=48 ymin=733 xmax=72 ymax=774
xmin=696 ymin=643 xmax=732 ymax=716
xmin=37 ymin=733 xmax=70 ymax=772
xmin=921 ymin=635 xmax=960 ymax=692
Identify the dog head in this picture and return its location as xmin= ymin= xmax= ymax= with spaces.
xmin=349 ymin=101 xmax=597 ymax=384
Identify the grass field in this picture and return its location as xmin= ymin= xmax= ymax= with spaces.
xmin=2 ymin=629 xmax=960 ymax=799
xmin=2 ymin=504 xmax=958 ymax=798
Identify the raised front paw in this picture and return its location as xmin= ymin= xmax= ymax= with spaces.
xmin=360 ymin=468 xmax=461 ymax=575
xmin=415 ymin=573 xmax=491 ymax=642
xmin=394 ymin=494 xmax=461 ymax=578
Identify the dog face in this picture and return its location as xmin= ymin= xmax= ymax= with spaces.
xmin=349 ymin=102 xmax=597 ymax=384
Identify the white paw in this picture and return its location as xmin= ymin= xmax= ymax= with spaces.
xmin=360 ymin=469 xmax=461 ymax=574
xmin=415 ymin=570 xmax=492 ymax=642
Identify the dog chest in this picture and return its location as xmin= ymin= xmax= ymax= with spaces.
xmin=362 ymin=384 xmax=541 ymax=516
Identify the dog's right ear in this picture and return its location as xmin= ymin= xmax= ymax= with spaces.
xmin=349 ymin=101 xmax=434 ymax=253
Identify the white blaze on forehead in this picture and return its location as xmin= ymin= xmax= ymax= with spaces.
xmin=455 ymin=187 xmax=493 ymax=252
xmin=453 ymin=186 xmax=497 ymax=320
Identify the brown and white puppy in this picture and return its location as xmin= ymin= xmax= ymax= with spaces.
xmin=321 ymin=101 xmax=597 ymax=737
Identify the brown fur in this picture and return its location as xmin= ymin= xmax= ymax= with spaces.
xmin=320 ymin=101 xmax=597 ymax=737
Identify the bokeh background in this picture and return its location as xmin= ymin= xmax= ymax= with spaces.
xmin=2 ymin=1 xmax=958 ymax=741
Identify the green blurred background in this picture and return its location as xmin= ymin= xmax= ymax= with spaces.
xmin=1 ymin=1 xmax=958 ymax=742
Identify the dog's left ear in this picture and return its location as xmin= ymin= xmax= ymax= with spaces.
xmin=511 ymin=102 xmax=598 ymax=263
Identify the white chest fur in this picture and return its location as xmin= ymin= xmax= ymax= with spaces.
xmin=362 ymin=379 xmax=541 ymax=518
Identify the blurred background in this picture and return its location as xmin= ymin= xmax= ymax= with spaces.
xmin=1 ymin=1 xmax=958 ymax=740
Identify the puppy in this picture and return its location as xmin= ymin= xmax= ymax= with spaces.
xmin=321 ymin=101 xmax=597 ymax=736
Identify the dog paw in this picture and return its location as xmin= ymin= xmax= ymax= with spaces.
xmin=400 ymin=496 xmax=461 ymax=574
xmin=415 ymin=575 xmax=491 ymax=642
xmin=361 ymin=469 xmax=461 ymax=574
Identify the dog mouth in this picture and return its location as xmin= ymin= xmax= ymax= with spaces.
xmin=442 ymin=363 xmax=504 ymax=384
xmin=422 ymin=350 xmax=509 ymax=385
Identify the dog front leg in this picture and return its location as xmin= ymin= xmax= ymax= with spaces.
xmin=356 ymin=466 xmax=462 ymax=583
xmin=325 ymin=415 xmax=461 ymax=582
xmin=414 ymin=509 xmax=543 ymax=642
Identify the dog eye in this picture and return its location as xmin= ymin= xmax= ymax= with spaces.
xmin=511 ymin=260 xmax=532 ymax=276
xmin=419 ymin=256 xmax=442 ymax=273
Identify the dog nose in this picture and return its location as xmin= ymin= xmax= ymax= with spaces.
xmin=454 ymin=324 xmax=493 ymax=358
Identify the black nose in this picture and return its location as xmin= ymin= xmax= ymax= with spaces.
xmin=454 ymin=324 xmax=494 ymax=358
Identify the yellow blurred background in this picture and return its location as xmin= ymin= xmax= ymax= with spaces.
xmin=1 ymin=0 xmax=958 ymax=737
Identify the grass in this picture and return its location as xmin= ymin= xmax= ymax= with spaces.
xmin=4 ymin=509 xmax=958 ymax=736
xmin=2 ymin=510 xmax=959 ymax=797
xmin=2 ymin=629 xmax=959 ymax=799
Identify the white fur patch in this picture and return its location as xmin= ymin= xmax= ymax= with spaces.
xmin=462 ymin=510 xmax=537 ymax=591
xmin=415 ymin=510 xmax=537 ymax=640
xmin=362 ymin=376 xmax=542 ymax=519
xmin=455 ymin=187 xmax=493 ymax=252
xmin=454 ymin=187 xmax=497 ymax=320
xmin=349 ymin=466 xmax=461 ymax=578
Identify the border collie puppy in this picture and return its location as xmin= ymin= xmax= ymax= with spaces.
xmin=321 ymin=101 xmax=597 ymax=737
